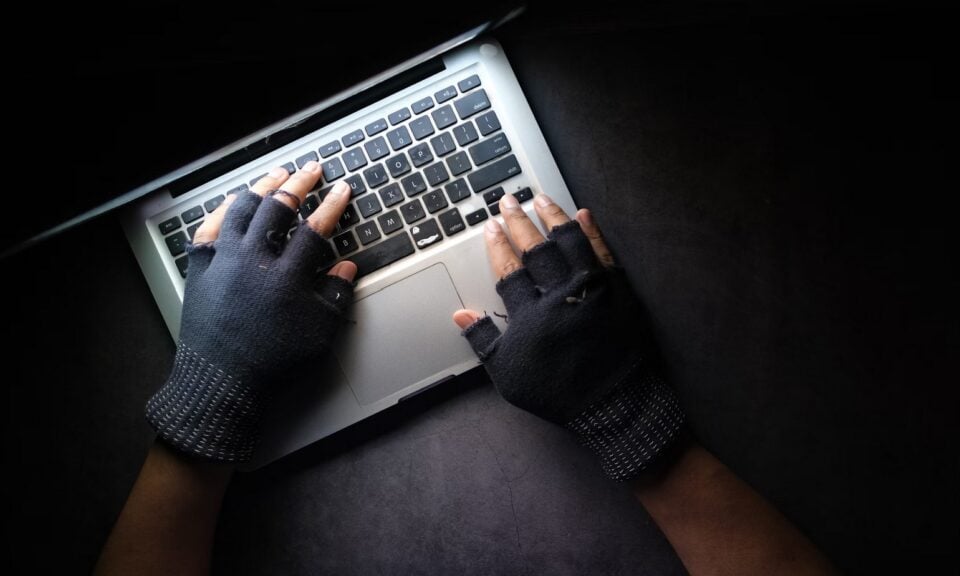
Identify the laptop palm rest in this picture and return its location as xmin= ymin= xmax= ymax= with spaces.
xmin=335 ymin=263 xmax=475 ymax=406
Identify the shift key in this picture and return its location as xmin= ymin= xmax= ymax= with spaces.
xmin=467 ymin=154 xmax=522 ymax=193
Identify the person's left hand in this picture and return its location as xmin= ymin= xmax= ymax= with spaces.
xmin=145 ymin=162 xmax=356 ymax=463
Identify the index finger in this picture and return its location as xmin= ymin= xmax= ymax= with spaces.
xmin=305 ymin=181 xmax=351 ymax=237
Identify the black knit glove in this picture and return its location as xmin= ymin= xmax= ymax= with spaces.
xmin=146 ymin=191 xmax=353 ymax=463
xmin=462 ymin=221 xmax=684 ymax=481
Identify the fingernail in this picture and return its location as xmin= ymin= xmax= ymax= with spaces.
xmin=303 ymin=160 xmax=321 ymax=173
xmin=535 ymin=194 xmax=553 ymax=208
xmin=331 ymin=181 xmax=350 ymax=196
xmin=269 ymin=166 xmax=288 ymax=179
xmin=484 ymin=219 xmax=500 ymax=234
xmin=581 ymin=209 xmax=595 ymax=225
xmin=501 ymin=193 xmax=519 ymax=211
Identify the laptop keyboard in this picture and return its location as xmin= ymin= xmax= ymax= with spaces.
xmin=157 ymin=74 xmax=532 ymax=280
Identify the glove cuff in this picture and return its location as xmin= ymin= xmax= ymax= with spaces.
xmin=145 ymin=343 xmax=264 ymax=463
xmin=566 ymin=364 xmax=685 ymax=481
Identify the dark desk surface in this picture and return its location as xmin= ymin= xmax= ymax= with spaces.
xmin=4 ymin=4 xmax=954 ymax=574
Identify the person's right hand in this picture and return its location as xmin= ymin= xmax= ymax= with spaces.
xmin=452 ymin=192 xmax=685 ymax=481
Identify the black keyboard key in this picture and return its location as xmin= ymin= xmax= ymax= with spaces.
xmin=444 ymin=178 xmax=471 ymax=203
xmin=423 ymin=162 xmax=449 ymax=187
xmin=387 ymin=126 xmax=412 ymax=150
xmin=465 ymin=207 xmax=488 ymax=226
xmin=401 ymin=173 xmax=427 ymax=197
xmin=339 ymin=203 xmax=360 ymax=228
xmin=388 ymin=107 xmax=411 ymax=125
xmin=364 ymin=136 xmax=390 ymax=161
xmin=458 ymin=74 xmax=481 ymax=92
xmin=423 ymin=190 xmax=448 ymax=214
xmin=469 ymin=133 xmax=512 ymax=166
xmin=249 ymin=173 xmax=267 ymax=187
xmin=445 ymin=151 xmax=472 ymax=176
xmin=408 ymin=143 xmax=433 ymax=167
xmin=435 ymin=85 xmax=458 ymax=103
xmin=322 ymin=158 xmax=345 ymax=181
xmin=343 ymin=148 xmax=367 ymax=172
xmin=365 ymin=118 xmax=388 ymax=136
xmin=319 ymin=140 xmax=341 ymax=158
xmin=411 ymin=96 xmax=434 ymax=114
xmin=351 ymin=232 xmax=415 ymax=278
xmin=386 ymin=153 xmax=411 ymax=178
xmin=333 ymin=230 xmax=359 ymax=255
xmin=317 ymin=186 xmax=334 ymax=200
xmin=475 ymin=111 xmax=501 ymax=136
xmin=362 ymin=163 xmax=388 ymax=188
xmin=281 ymin=161 xmax=296 ymax=174
xmin=411 ymin=218 xmax=442 ymax=249
xmin=175 ymin=255 xmax=189 ymax=278
xmin=513 ymin=187 xmax=534 ymax=203
xmin=409 ymin=116 xmax=435 ymax=140
xmin=430 ymin=132 xmax=456 ymax=157
xmin=357 ymin=193 xmax=383 ymax=218
xmin=489 ymin=202 xmax=501 ymax=216
xmin=378 ymin=210 xmax=403 ymax=235
xmin=482 ymin=186 xmax=505 ymax=205
xmin=468 ymin=154 xmax=521 ymax=192
xmin=165 ymin=231 xmax=188 ymax=256
xmin=342 ymin=129 xmax=365 ymax=147
xmin=400 ymin=199 xmax=426 ymax=224
xmin=159 ymin=216 xmax=181 ymax=235
xmin=379 ymin=183 xmax=404 ymax=207
xmin=296 ymin=150 xmax=319 ymax=168
xmin=355 ymin=221 xmax=381 ymax=245
xmin=300 ymin=194 xmax=320 ymax=219
xmin=455 ymin=89 xmax=491 ymax=120
xmin=186 ymin=221 xmax=203 ymax=240
xmin=227 ymin=183 xmax=250 ymax=196
xmin=182 ymin=205 xmax=204 ymax=224
xmin=431 ymin=105 xmax=457 ymax=130
xmin=452 ymin=122 xmax=479 ymax=146
xmin=344 ymin=175 xmax=366 ymax=197
xmin=203 ymin=194 xmax=225 ymax=213
xmin=438 ymin=208 xmax=466 ymax=236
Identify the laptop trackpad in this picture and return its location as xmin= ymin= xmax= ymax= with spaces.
xmin=334 ymin=263 xmax=473 ymax=406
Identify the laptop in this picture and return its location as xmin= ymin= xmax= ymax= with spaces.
xmin=113 ymin=15 xmax=579 ymax=469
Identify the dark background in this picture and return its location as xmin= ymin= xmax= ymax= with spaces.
xmin=3 ymin=1 xmax=955 ymax=574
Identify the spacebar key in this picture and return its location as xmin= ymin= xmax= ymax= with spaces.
xmin=349 ymin=232 xmax=415 ymax=278
xmin=467 ymin=154 xmax=522 ymax=193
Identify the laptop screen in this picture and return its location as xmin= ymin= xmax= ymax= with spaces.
xmin=4 ymin=3 xmax=521 ymax=255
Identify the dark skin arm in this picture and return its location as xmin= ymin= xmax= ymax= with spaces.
xmin=633 ymin=436 xmax=839 ymax=575
xmin=96 ymin=163 xmax=355 ymax=575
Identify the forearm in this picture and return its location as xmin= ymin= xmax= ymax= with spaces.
xmin=95 ymin=440 xmax=233 ymax=576
xmin=633 ymin=437 xmax=838 ymax=576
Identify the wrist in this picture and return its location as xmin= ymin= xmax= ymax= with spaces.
xmin=566 ymin=364 xmax=685 ymax=482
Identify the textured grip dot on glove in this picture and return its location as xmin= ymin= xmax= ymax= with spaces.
xmin=145 ymin=191 xmax=353 ymax=463
xmin=462 ymin=220 xmax=685 ymax=480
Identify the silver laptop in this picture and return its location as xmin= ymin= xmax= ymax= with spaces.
xmin=120 ymin=24 xmax=578 ymax=469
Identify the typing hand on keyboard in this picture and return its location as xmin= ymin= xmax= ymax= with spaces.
xmin=145 ymin=162 xmax=357 ymax=463
xmin=453 ymin=193 xmax=686 ymax=482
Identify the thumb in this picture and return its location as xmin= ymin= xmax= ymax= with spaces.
xmin=453 ymin=309 xmax=483 ymax=329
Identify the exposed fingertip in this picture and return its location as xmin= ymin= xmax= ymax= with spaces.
xmin=330 ymin=181 xmax=350 ymax=198
xmin=452 ymin=309 xmax=482 ymax=329
xmin=576 ymin=208 xmax=594 ymax=227
xmin=329 ymin=260 xmax=358 ymax=282
xmin=484 ymin=219 xmax=501 ymax=235
xmin=269 ymin=166 xmax=289 ymax=179
xmin=303 ymin=160 xmax=321 ymax=173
